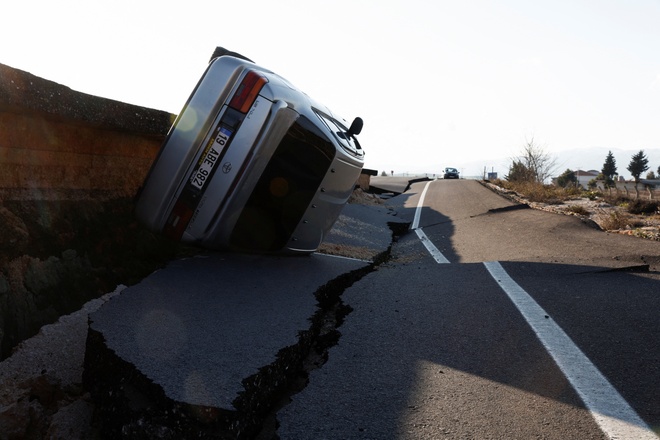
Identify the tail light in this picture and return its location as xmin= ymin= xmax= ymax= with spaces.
xmin=163 ymin=70 xmax=268 ymax=241
xmin=229 ymin=71 xmax=268 ymax=113
xmin=163 ymin=200 xmax=195 ymax=240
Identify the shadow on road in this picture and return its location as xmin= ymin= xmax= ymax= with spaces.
xmin=341 ymin=182 xmax=660 ymax=437
xmin=384 ymin=186 xmax=460 ymax=264
xmin=286 ymin=259 xmax=660 ymax=438
xmin=388 ymin=261 xmax=659 ymax=437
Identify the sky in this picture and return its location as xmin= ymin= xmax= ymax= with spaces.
xmin=2 ymin=0 xmax=660 ymax=177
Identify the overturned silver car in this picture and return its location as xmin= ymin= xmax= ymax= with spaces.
xmin=135 ymin=54 xmax=365 ymax=254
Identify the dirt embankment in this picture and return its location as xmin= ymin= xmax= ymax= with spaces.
xmin=0 ymin=197 xmax=193 ymax=360
xmin=0 ymin=63 xmax=190 ymax=360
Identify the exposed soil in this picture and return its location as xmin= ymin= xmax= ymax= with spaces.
xmin=0 ymin=194 xmax=194 ymax=360
xmin=0 ymin=189 xmax=390 ymax=439
xmin=0 ymin=192 xmax=204 ymax=439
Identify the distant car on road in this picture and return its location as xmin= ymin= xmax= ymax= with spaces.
xmin=443 ymin=167 xmax=460 ymax=179
xmin=135 ymin=54 xmax=365 ymax=254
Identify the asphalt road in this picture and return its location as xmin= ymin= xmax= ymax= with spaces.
xmin=277 ymin=179 xmax=660 ymax=439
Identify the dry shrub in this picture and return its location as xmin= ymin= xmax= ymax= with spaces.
xmin=597 ymin=211 xmax=630 ymax=230
xmin=627 ymin=199 xmax=659 ymax=215
xmin=595 ymin=210 xmax=647 ymax=231
xmin=583 ymin=190 xmax=600 ymax=201
xmin=494 ymin=180 xmax=570 ymax=204
xmin=566 ymin=205 xmax=590 ymax=216
xmin=564 ymin=186 xmax=584 ymax=198
xmin=602 ymin=194 xmax=631 ymax=207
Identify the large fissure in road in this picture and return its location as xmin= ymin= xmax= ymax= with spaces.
xmin=84 ymin=222 xmax=407 ymax=439
xmin=253 ymin=247 xmax=396 ymax=439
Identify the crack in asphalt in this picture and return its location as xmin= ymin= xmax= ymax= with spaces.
xmin=580 ymin=264 xmax=651 ymax=274
xmin=467 ymin=204 xmax=531 ymax=219
xmin=253 ymin=225 xmax=403 ymax=439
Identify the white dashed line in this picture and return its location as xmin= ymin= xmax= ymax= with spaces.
xmin=415 ymin=228 xmax=450 ymax=264
xmin=484 ymin=261 xmax=658 ymax=440
xmin=413 ymin=181 xmax=450 ymax=264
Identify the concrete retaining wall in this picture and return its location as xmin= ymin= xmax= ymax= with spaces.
xmin=0 ymin=62 xmax=174 ymax=199
xmin=0 ymin=111 xmax=163 ymax=196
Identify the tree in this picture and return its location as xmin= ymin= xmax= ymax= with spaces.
xmin=647 ymin=171 xmax=657 ymax=180
xmin=601 ymin=151 xmax=617 ymax=188
xmin=556 ymin=169 xmax=577 ymax=188
xmin=627 ymin=150 xmax=649 ymax=184
xmin=507 ymin=138 xmax=558 ymax=183
xmin=505 ymin=160 xmax=535 ymax=182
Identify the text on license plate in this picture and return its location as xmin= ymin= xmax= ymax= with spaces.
xmin=190 ymin=126 xmax=232 ymax=190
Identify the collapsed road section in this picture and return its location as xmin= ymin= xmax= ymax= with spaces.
xmin=83 ymin=200 xmax=408 ymax=439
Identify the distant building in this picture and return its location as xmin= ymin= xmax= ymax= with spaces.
xmin=574 ymin=170 xmax=600 ymax=188
xmin=552 ymin=170 xmax=601 ymax=188
xmin=640 ymin=179 xmax=660 ymax=189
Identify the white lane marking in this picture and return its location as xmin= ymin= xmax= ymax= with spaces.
xmin=412 ymin=181 xmax=450 ymax=264
xmin=415 ymin=229 xmax=450 ymax=264
xmin=411 ymin=181 xmax=431 ymax=230
xmin=484 ymin=261 xmax=658 ymax=440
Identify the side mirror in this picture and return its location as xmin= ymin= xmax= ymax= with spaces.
xmin=347 ymin=117 xmax=363 ymax=137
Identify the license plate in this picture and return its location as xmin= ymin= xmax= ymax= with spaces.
xmin=190 ymin=126 xmax=232 ymax=190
